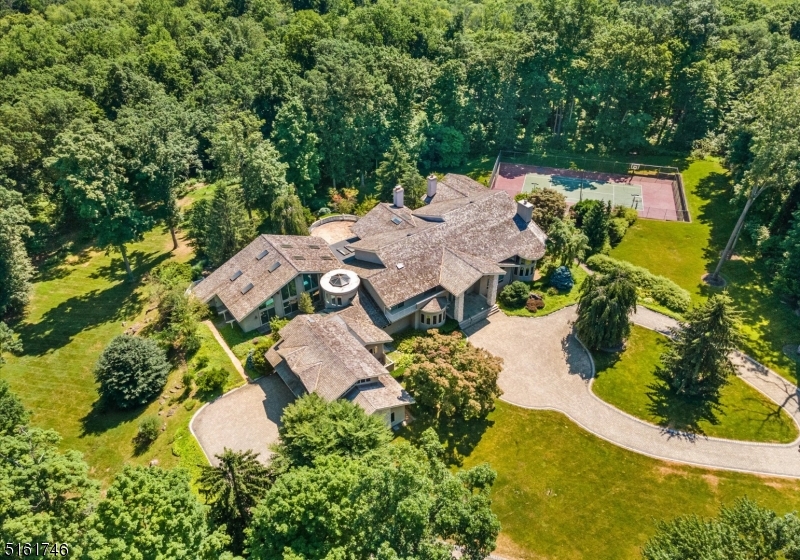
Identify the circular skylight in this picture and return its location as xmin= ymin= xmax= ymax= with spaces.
xmin=329 ymin=273 xmax=350 ymax=287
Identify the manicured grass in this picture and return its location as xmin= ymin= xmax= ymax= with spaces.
xmin=0 ymin=227 xmax=242 ymax=485
xmin=498 ymin=264 xmax=587 ymax=317
xmin=403 ymin=402 xmax=800 ymax=559
xmin=216 ymin=322 xmax=268 ymax=378
xmin=592 ymin=326 xmax=797 ymax=443
xmin=609 ymin=158 xmax=800 ymax=383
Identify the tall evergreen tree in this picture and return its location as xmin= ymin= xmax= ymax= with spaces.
xmin=270 ymin=187 xmax=309 ymax=236
xmin=0 ymin=186 xmax=33 ymax=317
xmin=575 ymin=269 xmax=637 ymax=350
xmin=375 ymin=138 xmax=425 ymax=207
xmin=272 ymin=97 xmax=320 ymax=203
xmin=582 ymin=200 xmax=611 ymax=254
xmin=199 ymin=184 xmax=256 ymax=266
xmin=655 ymin=293 xmax=741 ymax=398
xmin=199 ymin=448 xmax=272 ymax=554
xmin=48 ymin=121 xmax=151 ymax=281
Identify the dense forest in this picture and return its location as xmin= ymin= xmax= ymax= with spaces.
xmin=1 ymin=0 xmax=800 ymax=316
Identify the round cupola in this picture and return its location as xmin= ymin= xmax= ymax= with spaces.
xmin=320 ymin=268 xmax=360 ymax=308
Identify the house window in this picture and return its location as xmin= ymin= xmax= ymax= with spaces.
xmin=391 ymin=412 xmax=396 ymax=423
xmin=259 ymin=298 xmax=276 ymax=325
xmin=302 ymin=273 xmax=319 ymax=291
xmin=356 ymin=378 xmax=371 ymax=385
xmin=499 ymin=274 xmax=505 ymax=283
xmin=334 ymin=296 xmax=342 ymax=306
xmin=281 ymin=281 xmax=298 ymax=315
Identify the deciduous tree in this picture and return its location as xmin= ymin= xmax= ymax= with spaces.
xmin=0 ymin=378 xmax=28 ymax=435
xmin=0 ymin=321 xmax=21 ymax=367
xmin=186 ymin=184 xmax=256 ymax=267
xmin=404 ymin=330 xmax=503 ymax=420
xmin=547 ymin=218 xmax=589 ymax=266
xmin=241 ymin=139 xmax=288 ymax=219
xmin=0 ymin=186 xmax=33 ymax=317
xmin=270 ymin=187 xmax=309 ymax=236
xmin=272 ymin=96 xmax=320 ymax=203
xmin=525 ymin=188 xmax=567 ymax=232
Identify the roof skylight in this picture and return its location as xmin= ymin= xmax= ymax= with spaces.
xmin=230 ymin=270 xmax=243 ymax=281
xmin=268 ymin=261 xmax=281 ymax=273
xmin=241 ymin=283 xmax=254 ymax=294
xmin=256 ymin=249 xmax=269 ymax=260
xmin=391 ymin=216 xmax=402 ymax=225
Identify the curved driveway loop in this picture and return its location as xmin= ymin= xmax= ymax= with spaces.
xmin=464 ymin=307 xmax=800 ymax=478
xmin=191 ymin=375 xmax=295 ymax=466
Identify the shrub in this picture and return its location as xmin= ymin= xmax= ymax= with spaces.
xmin=571 ymin=199 xmax=601 ymax=228
xmin=250 ymin=336 xmax=275 ymax=375
xmin=525 ymin=296 xmax=545 ymax=312
xmin=608 ymin=217 xmax=629 ymax=246
xmin=182 ymin=370 xmax=195 ymax=389
xmin=136 ymin=416 xmax=161 ymax=446
xmin=150 ymin=262 xmax=194 ymax=289
xmin=95 ymin=335 xmax=171 ymax=409
xmin=298 ymin=292 xmax=314 ymax=314
xmin=196 ymin=367 xmax=228 ymax=394
xmin=585 ymin=254 xmax=691 ymax=312
xmin=549 ymin=266 xmax=574 ymax=291
xmin=317 ymin=207 xmax=331 ymax=216
xmin=546 ymin=287 xmax=558 ymax=296
xmin=269 ymin=316 xmax=290 ymax=336
xmin=613 ymin=205 xmax=638 ymax=226
xmin=499 ymin=281 xmax=530 ymax=308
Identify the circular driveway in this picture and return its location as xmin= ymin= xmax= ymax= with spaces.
xmin=191 ymin=375 xmax=295 ymax=466
xmin=465 ymin=307 xmax=800 ymax=478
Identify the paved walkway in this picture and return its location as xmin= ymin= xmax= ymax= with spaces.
xmin=464 ymin=307 xmax=800 ymax=478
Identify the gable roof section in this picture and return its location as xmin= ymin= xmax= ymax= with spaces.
xmin=266 ymin=315 xmax=388 ymax=402
xmin=191 ymin=234 xmax=339 ymax=322
xmin=333 ymin=292 xmax=392 ymax=344
xmin=344 ymin=375 xmax=415 ymax=415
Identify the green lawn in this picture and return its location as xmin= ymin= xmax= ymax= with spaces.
xmin=609 ymin=158 xmax=800 ymax=383
xmin=592 ymin=326 xmax=797 ymax=443
xmin=498 ymin=264 xmax=587 ymax=317
xmin=0 ymin=227 xmax=242 ymax=485
xmin=216 ymin=322 xmax=268 ymax=379
xmin=448 ymin=402 xmax=800 ymax=560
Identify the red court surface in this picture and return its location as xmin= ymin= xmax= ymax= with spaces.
xmin=493 ymin=163 xmax=683 ymax=221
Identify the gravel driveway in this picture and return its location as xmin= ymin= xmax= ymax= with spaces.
xmin=465 ymin=307 xmax=800 ymax=478
xmin=191 ymin=375 xmax=295 ymax=466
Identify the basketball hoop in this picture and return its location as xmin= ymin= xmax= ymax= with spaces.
xmin=630 ymin=164 xmax=640 ymax=171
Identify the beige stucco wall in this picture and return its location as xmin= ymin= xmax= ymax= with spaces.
xmin=379 ymin=405 xmax=407 ymax=427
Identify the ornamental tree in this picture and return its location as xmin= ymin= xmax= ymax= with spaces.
xmin=94 ymin=335 xmax=171 ymax=409
xmin=655 ymin=293 xmax=741 ymax=398
xmin=84 ymin=466 xmax=229 ymax=559
xmin=524 ymin=188 xmax=567 ymax=232
xmin=199 ymin=448 xmax=272 ymax=554
xmin=498 ymin=281 xmax=530 ymax=308
xmin=404 ymin=330 xmax=503 ymax=420
xmin=273 ymin=393 xmax=392 ymax=469
xmin=270 ymin=187 xmax=309 ymax=236
xmin=547 ymin=218 xmax=589 ymax=266
xmin=574 ymin=269 xmax=637 ymax=350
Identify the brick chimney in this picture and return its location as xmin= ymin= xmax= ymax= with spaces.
xmin=426 ymin=175 xmax=438 ymax=198
xmin=393 ymin=185 xmax=404 ymax=208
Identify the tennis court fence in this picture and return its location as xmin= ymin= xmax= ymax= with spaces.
xmin=489 ymin=150 xmax=691 ymax=222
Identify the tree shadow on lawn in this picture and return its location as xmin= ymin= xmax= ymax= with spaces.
xmin=16 ymin=251 xmax=169 ymax=357
xmin=80 ymin=397 xmax=143 ymax=438
xmin=646 ymin=382 xmax=722 ymax=435
xmin=399 ymin=407 xmax=494 ymax=467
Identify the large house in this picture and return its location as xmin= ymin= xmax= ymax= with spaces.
xmin=191 ymin=173 xmax=546 ymax=426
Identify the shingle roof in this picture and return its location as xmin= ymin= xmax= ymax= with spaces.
xmin=333 ymin=292 xmax=392 ymax=344
xmin=420 ymin=297 xmax=448 ymax=313
xmin=265 ymin=315 xmax=388 ymax=402
xmin=344 ymin=175 xmax=546 ymax=307
xmin=191 ymin=235 xmax=339 ymax=322
xmin=344 ymin=375 xmax=415 ymax=415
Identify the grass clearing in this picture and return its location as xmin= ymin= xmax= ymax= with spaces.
xmin=216 ymin=322 xmax=267 ymax=378
xmin=609 ymin=158 xmax=800 ymax=383
xmin=592 ymin=326 xmax=797 ymax=443
xmin=400 ymin=401 xmax=800 ymax=559
xmin=0 ymin=226 xmax=243 ymax=485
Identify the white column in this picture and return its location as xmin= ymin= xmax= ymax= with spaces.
xmin=455 ymin=293 xmax=465 ymax=322
xmin=487 ymin=275 xmax=499 ymax=305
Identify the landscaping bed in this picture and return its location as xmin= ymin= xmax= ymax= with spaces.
xmin=498 ymin=264 xmax=587 ymax=317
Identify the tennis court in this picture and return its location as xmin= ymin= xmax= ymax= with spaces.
xmin=522 ymin=173 xmax=645 ymax=209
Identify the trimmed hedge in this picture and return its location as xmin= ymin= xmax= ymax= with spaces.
xmin=585 ymin=254 xmax=691 ymax=312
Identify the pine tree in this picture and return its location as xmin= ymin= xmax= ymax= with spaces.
xmin=582 ymin=200 xmax=611 ymax=254
xmin=574 ymin=269 xmax=637 ymax=350
xmin=199 ymin=448 xmax=272 ymax=555
xmin=205 ymin=184 xmax=256 ymax=266
xmin=655 ymin=293 xmax=741 ymax=398
xmin=375 ymin=139 xmax=424 ymax=207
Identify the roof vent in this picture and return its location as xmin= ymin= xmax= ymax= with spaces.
xmin=321 ymin=256 xmax=333 ymax=261
xmin=396 ymin=263 xmax=404 ymax=269
xmin=308 ymin=244 xmax=321 ymax=249
xmin=294 ymin=255 xmax=306 ymax=260
xmin=230 ymin=270 xmax=243 ymax=281
xmin=241 ymin=283 xmax=254 ymax=294
xmin=256 ymin=249 xmax=269 ymax=260
xmin=268 ymin=261 xmax=281 ymax=273
xmin=280 ymin=243 xmax=293 ymax=248
xmin=391 ymin=216 xmax=402 ymax=225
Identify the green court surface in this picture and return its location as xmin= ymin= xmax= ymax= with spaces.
xmin=523 ymin=173 xmax=643 ymax=208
